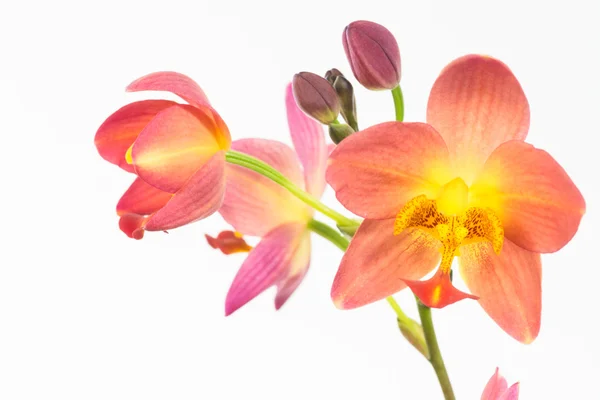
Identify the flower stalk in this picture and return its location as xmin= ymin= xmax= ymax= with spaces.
xmin=225 ymin=150 xmax=358 ymax=229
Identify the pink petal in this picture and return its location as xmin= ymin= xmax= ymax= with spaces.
xmin=471 ymin=140 xmax=585 ymax=253
xmin=481 ymin=368 xmax=508 ymax=400
xmin=460 ymin=239 xmax=541 ymax=344
xmin=285 ymin=83 xmax=328 ymax=197
xmin=500 ymin=383 xmax=520 ymax=400
xmin=132 ymin=104 xmax=229 ymax=193
xmin=225 ymin=223 xmax=308 ymax=315
xmin=126 ymin=71 xmax=211 ymax=109
xmin=331 ymin=218 xmax=441 ymax=309
xmin=94 ymin=100 xmax=177 ymax=172
xmin=144 ymin=152 xmax=226 ymax=231
xmin=116 ymin=177 xmax=173 ymax=216
xmin=427 ymin=55 xmax=530 ymax=183
xmin=327 ymin=122 xmax=452 ymax=219
xmin=275 ymin=231 xmax=311 ymax=309
xmin=219 ymin=139 xmax=308 ymax=237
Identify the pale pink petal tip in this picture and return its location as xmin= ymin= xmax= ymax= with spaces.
xmin=126 ymin=71 xmax=210 ymax=108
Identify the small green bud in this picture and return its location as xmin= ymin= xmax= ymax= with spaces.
xmin=332 ymin=75 xmax=358 ymax=131
xmin=328 ymin=123 xmax=355 ymax=144
xmin=397 ymin=317 xmax=430 ymax=359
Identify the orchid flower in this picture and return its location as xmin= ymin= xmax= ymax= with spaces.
xmin=95 ymin=72 xmax=231 ymax=239
xmin=207 ymin=84 xmax=328 ymax=314
xmin=327 ymin=55 xmax=585 ymax=342
xmin=481 ymin=368 xmax=519 ymax=400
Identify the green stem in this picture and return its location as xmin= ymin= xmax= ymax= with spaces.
xmin=225 ymin=150 xmax=357 ymax=228
xmin=307 ymin=219 xmax=349 ymax=251
xmin=417 ymin=299 xmax=455 ymax=400
xmin=391 ymin=85 xmax=405 ymax=122
xmin=386 ymin=296 xmax=411 ymax=325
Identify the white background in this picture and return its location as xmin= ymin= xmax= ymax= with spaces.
xmin=1 ymin=0 xmax=598 ymax=398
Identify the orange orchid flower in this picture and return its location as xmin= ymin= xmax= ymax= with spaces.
xmin=208 ymin=84 xmax=328 ymax=314
xmin=326 ymin=55 xmax=585 ymax=342
xmin=95 ymin=72 xmax=231 ymax=239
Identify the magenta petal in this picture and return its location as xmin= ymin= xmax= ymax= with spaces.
xmin=117 ymin=177 xmax=173 ymax=216
xmin=286 ymin=83 xmax=328 ymax=197
xmin=144 ymin=151 xmax=225 ymax=231
xmin=126 ymin=71 xmax=211 ymax=109
xmin=500 ymin=383 xmax=519 ymax=400
xmin=274 ymin=232 xmax=311 ymax=309
xmin=225 ymin=223 xmax=308 ymax=315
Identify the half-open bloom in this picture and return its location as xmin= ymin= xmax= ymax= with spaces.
xmin=208 ymin=83 xmax=328 ymax=314
xmin=327 ymin=55 xmax=585 ymax=342
xmin=95 ymin=72 xmax=231 ymax=239
xmin=481 ymin=368 xmax=519 ymax=400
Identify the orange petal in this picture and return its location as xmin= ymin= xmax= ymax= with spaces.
xmin=144 ymin=152 xmax=226 ymax=231
xmin=460 ymin=239 xmax=541 ymax=343
xmin=471 ymin=141 xmax=585 ymax=253
xmin=327 ymin=122 xmax=452 ymax=219
xmin=219 ymin=139 xmax=308 ymax=237
xmin=427 ymin=55 xmax=530 ymax=183
xmin=405 ymin=269 xmax=478 ymax=308
xmin=126 ymin=71 xmax=211 ymax=109
xmin=94 ymin=100 xmax=177 ymax=172
xmin=117 ymin=177 xmax=173 ymax=216
xmin=205 ymin=231 xmax=252 ymax=255
xmin=132 ymin=104 xmax=229 ymax=193
xmin=119 ymin=213 xmax=146 ymax=240
xmin=331 ymin=218 xmax=441 ymax=309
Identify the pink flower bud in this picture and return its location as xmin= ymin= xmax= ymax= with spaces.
xmin=343 ymin=20 xmax=401 ymax=90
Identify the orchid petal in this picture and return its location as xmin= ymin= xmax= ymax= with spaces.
xmin=427 ymin=55 xmax=530 ymax=183
xmin=132 ymin=104 xmax=229 ymax=193
xmin=225 ymin=223 xmax=307 ymax=315
xmin=94 ymin=100 xmax=177 ymax=172
xmin=117 ymin=177 xmax=173 ymax=216
xmin=500 ymin=383 xmax=520 ymax=400
xmin=471 ymin=140 xmax=585 ymax=253
xmin=144 ymin=152 xmax=226 ymax=231
xmin=219 ymin=139 xmax=307 ymax=237
xmin=460 ymin=239 xmax=541 ymax=343
xmin=119 ymin=214 xmax=146 ymax=240
xmin=275 ymin=231 xmax=311 ymax=309
xmin=331 ymin=218 xmax=441 ymax=309
xmin=126 ymin=71 xmax=211 ymax=109
xmin=205 ymin=231 xmax=252 ymax=255
xmin=285 ymin=83 xmax=328 ymax=197
xmin=327 ymin=122 xmax=452 ymax=219
xmin=481 ymin=368 xmax=508 ymax=400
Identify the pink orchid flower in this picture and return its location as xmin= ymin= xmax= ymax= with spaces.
xmin=482 ymin=368 xmax=519 ymax=400
xmin=95 ymin=72 xmax=231 ymax=239
xmin=209 ymin=84 xmax=328 ymax=314
xmin=327 ymin=55 xmax=585 ymax=342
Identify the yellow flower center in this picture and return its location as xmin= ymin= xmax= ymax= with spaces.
xmin=394 ymin=178 xmax=504 ymax=276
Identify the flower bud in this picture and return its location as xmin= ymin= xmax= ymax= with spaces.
xmin=397 ymin=317 xmax=430 ymax=359
xmin=342 ymin=20 xmax=401 ymax=90
xmin=292 ymin=72 xmax=340 ymax=124
xmin=332 ymin=75 xmax=358 ymax=131
xmin=325 ymin=68 xmax=343 ymax=85
xmin=328 ymin=123 xmax=355 ymax=144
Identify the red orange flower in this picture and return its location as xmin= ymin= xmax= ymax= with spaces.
xmin=209 ymin=84 xmax=328 ymax=314
xmin=327 ymin=55 xmax=585 ymax=342
xmin=95 ymin=72 xmax=230 ymax=239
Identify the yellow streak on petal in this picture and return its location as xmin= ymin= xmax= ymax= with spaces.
xmin=125 ymin=144 xmax=133 ymax=165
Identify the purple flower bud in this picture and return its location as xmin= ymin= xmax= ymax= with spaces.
xmin=292 ymin=72 xmax=340 ymax=124
xmin=343 ymin=20 xmax=401 ymax=90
